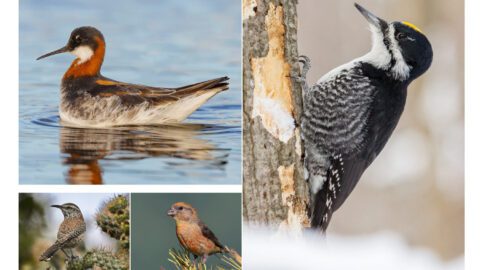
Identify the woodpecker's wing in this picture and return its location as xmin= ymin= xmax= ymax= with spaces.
xmin=302 ymin=64 xmax=378 ymax=230
xmin=199 ymin=221 xmax=225 ymax=250
xmin=88 ymin=76 xmax=229 ymax=106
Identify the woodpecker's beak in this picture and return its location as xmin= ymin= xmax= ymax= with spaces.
xmin=167 ymin=208 xmax=176 ymax=217
xmin=50 ymin=204 xmax=62 ymax=208
xmin=37 ymin=45 xmax=69 ymax=60
xmin=354 ymin=3 xmax=387 ymax=31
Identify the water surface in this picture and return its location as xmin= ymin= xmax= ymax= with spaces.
xmin=20 ymin=0 xmax=241 ymax=184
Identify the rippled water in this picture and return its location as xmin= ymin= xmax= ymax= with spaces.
xmin=19 ymin=0 xmax=241 ymax=184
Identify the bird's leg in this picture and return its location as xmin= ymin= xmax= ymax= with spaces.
xmin=61 ymin=248 xmax=70 ymax=260
xmin=201 ymin=255 xmax=208 ymax=264
xmin=192 ymin=254 xmax=198 ymax=267
xmin=69 ymin=249 xmax=79 ymax=260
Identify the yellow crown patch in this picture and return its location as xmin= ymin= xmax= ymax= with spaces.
xmin=402 ymin=21 xmax=423 ymax=33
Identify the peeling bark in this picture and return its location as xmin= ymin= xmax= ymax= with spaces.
xmin=243 ymin=0 xmax=309 ymax=229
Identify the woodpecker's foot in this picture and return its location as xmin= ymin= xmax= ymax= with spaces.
xmin=298 ymin=55 xmax=312 ymax=74
xmin=290 ymin=74 xmax=306 ymax=84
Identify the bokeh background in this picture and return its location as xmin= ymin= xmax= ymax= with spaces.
xmin=298 ymin=0 xmax=464 ymax=263
xmin=131 ymin=193 xmax=242 ymax=269
xmin=19 ymin=193 xmax=121 ymax=269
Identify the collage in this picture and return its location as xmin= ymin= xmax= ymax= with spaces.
xmin=9 ymin=0 xmax=476 ymax=269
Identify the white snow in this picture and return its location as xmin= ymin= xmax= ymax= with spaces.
xmin=244 ymin=226 xmax=464 ymax=270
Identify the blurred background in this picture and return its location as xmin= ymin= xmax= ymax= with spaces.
xmin=131 ymin=193 xmax=242 ymax=269
xmin=298 ymin=0 xmax=464 ymax=264
xmin=19 ymin=193 xmax=121 ymax=270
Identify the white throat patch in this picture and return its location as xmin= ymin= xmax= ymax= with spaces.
xmin=71 ymin=46 xmax=94 ymax=64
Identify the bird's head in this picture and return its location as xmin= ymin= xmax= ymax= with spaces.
xmin=354 ymin=3 xmax=433 ymax=82
xmin=37 ymin=26 xmax=105 ymax=65
xmin=51 ymin=202 xmax=83 ymax=218
xmin=167 ymin=202 xmax=198 ymax=223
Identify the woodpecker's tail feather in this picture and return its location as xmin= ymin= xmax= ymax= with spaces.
xmin=309 ymin=154 xmax=345 ymax=232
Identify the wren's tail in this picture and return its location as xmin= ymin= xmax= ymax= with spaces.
xmin=39 ymin=242 xmax=61 ymax=261
xmin=173 ymin=76 xmax=229 ymax=98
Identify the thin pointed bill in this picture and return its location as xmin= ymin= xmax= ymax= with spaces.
xmin=354 ymin=3 xmax=388 ymax=30
xmin=50 ymin=204 xmax=62 ymax=208
xmin=36 ymin=46 xmax=69 ymax=60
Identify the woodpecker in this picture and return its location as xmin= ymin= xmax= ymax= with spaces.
xmin=297 ymin=3 xmax=433 ymax=231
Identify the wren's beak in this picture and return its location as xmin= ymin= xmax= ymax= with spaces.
xmin=354 ymin=3 xmax=388 ymax=31
xmin=167 ymin=208 xmax=176 ymax=217
xmin=50 ymin=204 xmax=62 ymax=208
xmin=37 ymin=46 xmax=69 ymax=60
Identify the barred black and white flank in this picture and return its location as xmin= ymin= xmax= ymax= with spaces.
xmin=297 ymin=3 xmax=433 ymax=231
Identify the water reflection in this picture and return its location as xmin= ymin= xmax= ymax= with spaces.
xmin=59 ymin=124 xmax=225 ymax=184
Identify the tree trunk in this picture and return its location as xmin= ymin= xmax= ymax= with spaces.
xmin=242 ymin=0 xmax=309 ymax=231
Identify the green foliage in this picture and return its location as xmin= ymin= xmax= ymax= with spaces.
xmin=19 ymin=193 xmax=47 ymax=266
xmin=64 ymin=194 xmax=130 ymax=270
xmin=66 ymin=249 xmax=128 ymax=270
xmin=96 ymin=194 xmax=130 ymax=249
xmin=166 ymin=248 xmax=242 ymax=270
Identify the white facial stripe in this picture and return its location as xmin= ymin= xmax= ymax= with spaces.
xmin=71 ymin=46 xmax=94 ymax=64
xmin=387 ymin=24 xmax=411 ymax=81
xmin=352 ymin=24 xmax=391 ymax=73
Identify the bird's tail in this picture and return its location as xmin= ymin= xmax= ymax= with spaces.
xmin=311 ymin=189 xmax=334 ymax=232
xmin=39 ymin=242 xmax=61 ymax=261
xmin=173 ymin=76 xmax=229 ymax=97
xmin=222 ymin=246 xmax=242 ymax=265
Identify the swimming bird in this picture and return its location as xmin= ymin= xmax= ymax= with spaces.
xmin=37 ymin=26 xmax=229 ymax=127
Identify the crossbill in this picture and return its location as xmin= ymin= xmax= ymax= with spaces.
xmin=167 ymin=202 xmax=226 ymax=263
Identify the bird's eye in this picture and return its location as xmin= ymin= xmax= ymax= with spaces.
xmin=396 ymin=32 xmax=407 ymax=40
xmin=178 ymin=206 xmax=184 ymax=210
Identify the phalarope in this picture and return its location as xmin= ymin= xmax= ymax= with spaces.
xmin=37 ymin=26 xmax=229 ymax=127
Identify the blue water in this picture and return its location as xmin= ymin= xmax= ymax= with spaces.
xmin=19 ymin=0 xmax=241 ymax=184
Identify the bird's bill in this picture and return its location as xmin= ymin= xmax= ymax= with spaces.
xmin=354 ymin=3 xmax=387 ymax=30
xmin=50 ymin=204 xmax=62 ymax=208
xmin=37 ymin=46 xmax=69 ymax=60
xmin=167 ymin=208 xmax=176 ymax=217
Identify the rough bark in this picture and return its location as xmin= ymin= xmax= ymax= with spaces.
xmin=243 ymin=0 xmax=309 ymax=231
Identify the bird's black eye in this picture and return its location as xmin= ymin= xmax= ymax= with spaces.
xmin=396 ymin=32 xmax=407 ymax=40
xmin=178 ymin=206 xmax=184 ymax=210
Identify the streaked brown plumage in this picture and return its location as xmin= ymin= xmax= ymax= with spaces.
xmin=39 ymin=203 xmax=86 ymax=262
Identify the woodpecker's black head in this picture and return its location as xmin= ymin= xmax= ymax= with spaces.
xmin=37 ymin=26 xmax=105 ymax=63
xmin=354 ymin=3 xmax=433 ymax=82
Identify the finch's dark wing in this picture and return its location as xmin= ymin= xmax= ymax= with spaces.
xmin=87 ymin=76 xmax=229 ymax=106
xmin=199 ymin=221 xmax=225 ymax=250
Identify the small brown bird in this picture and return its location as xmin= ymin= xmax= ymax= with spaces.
xmin=39 ymin=203 xmax=86 ymax=262
xmin=167 ymin=202 xmax=226 ymax=263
